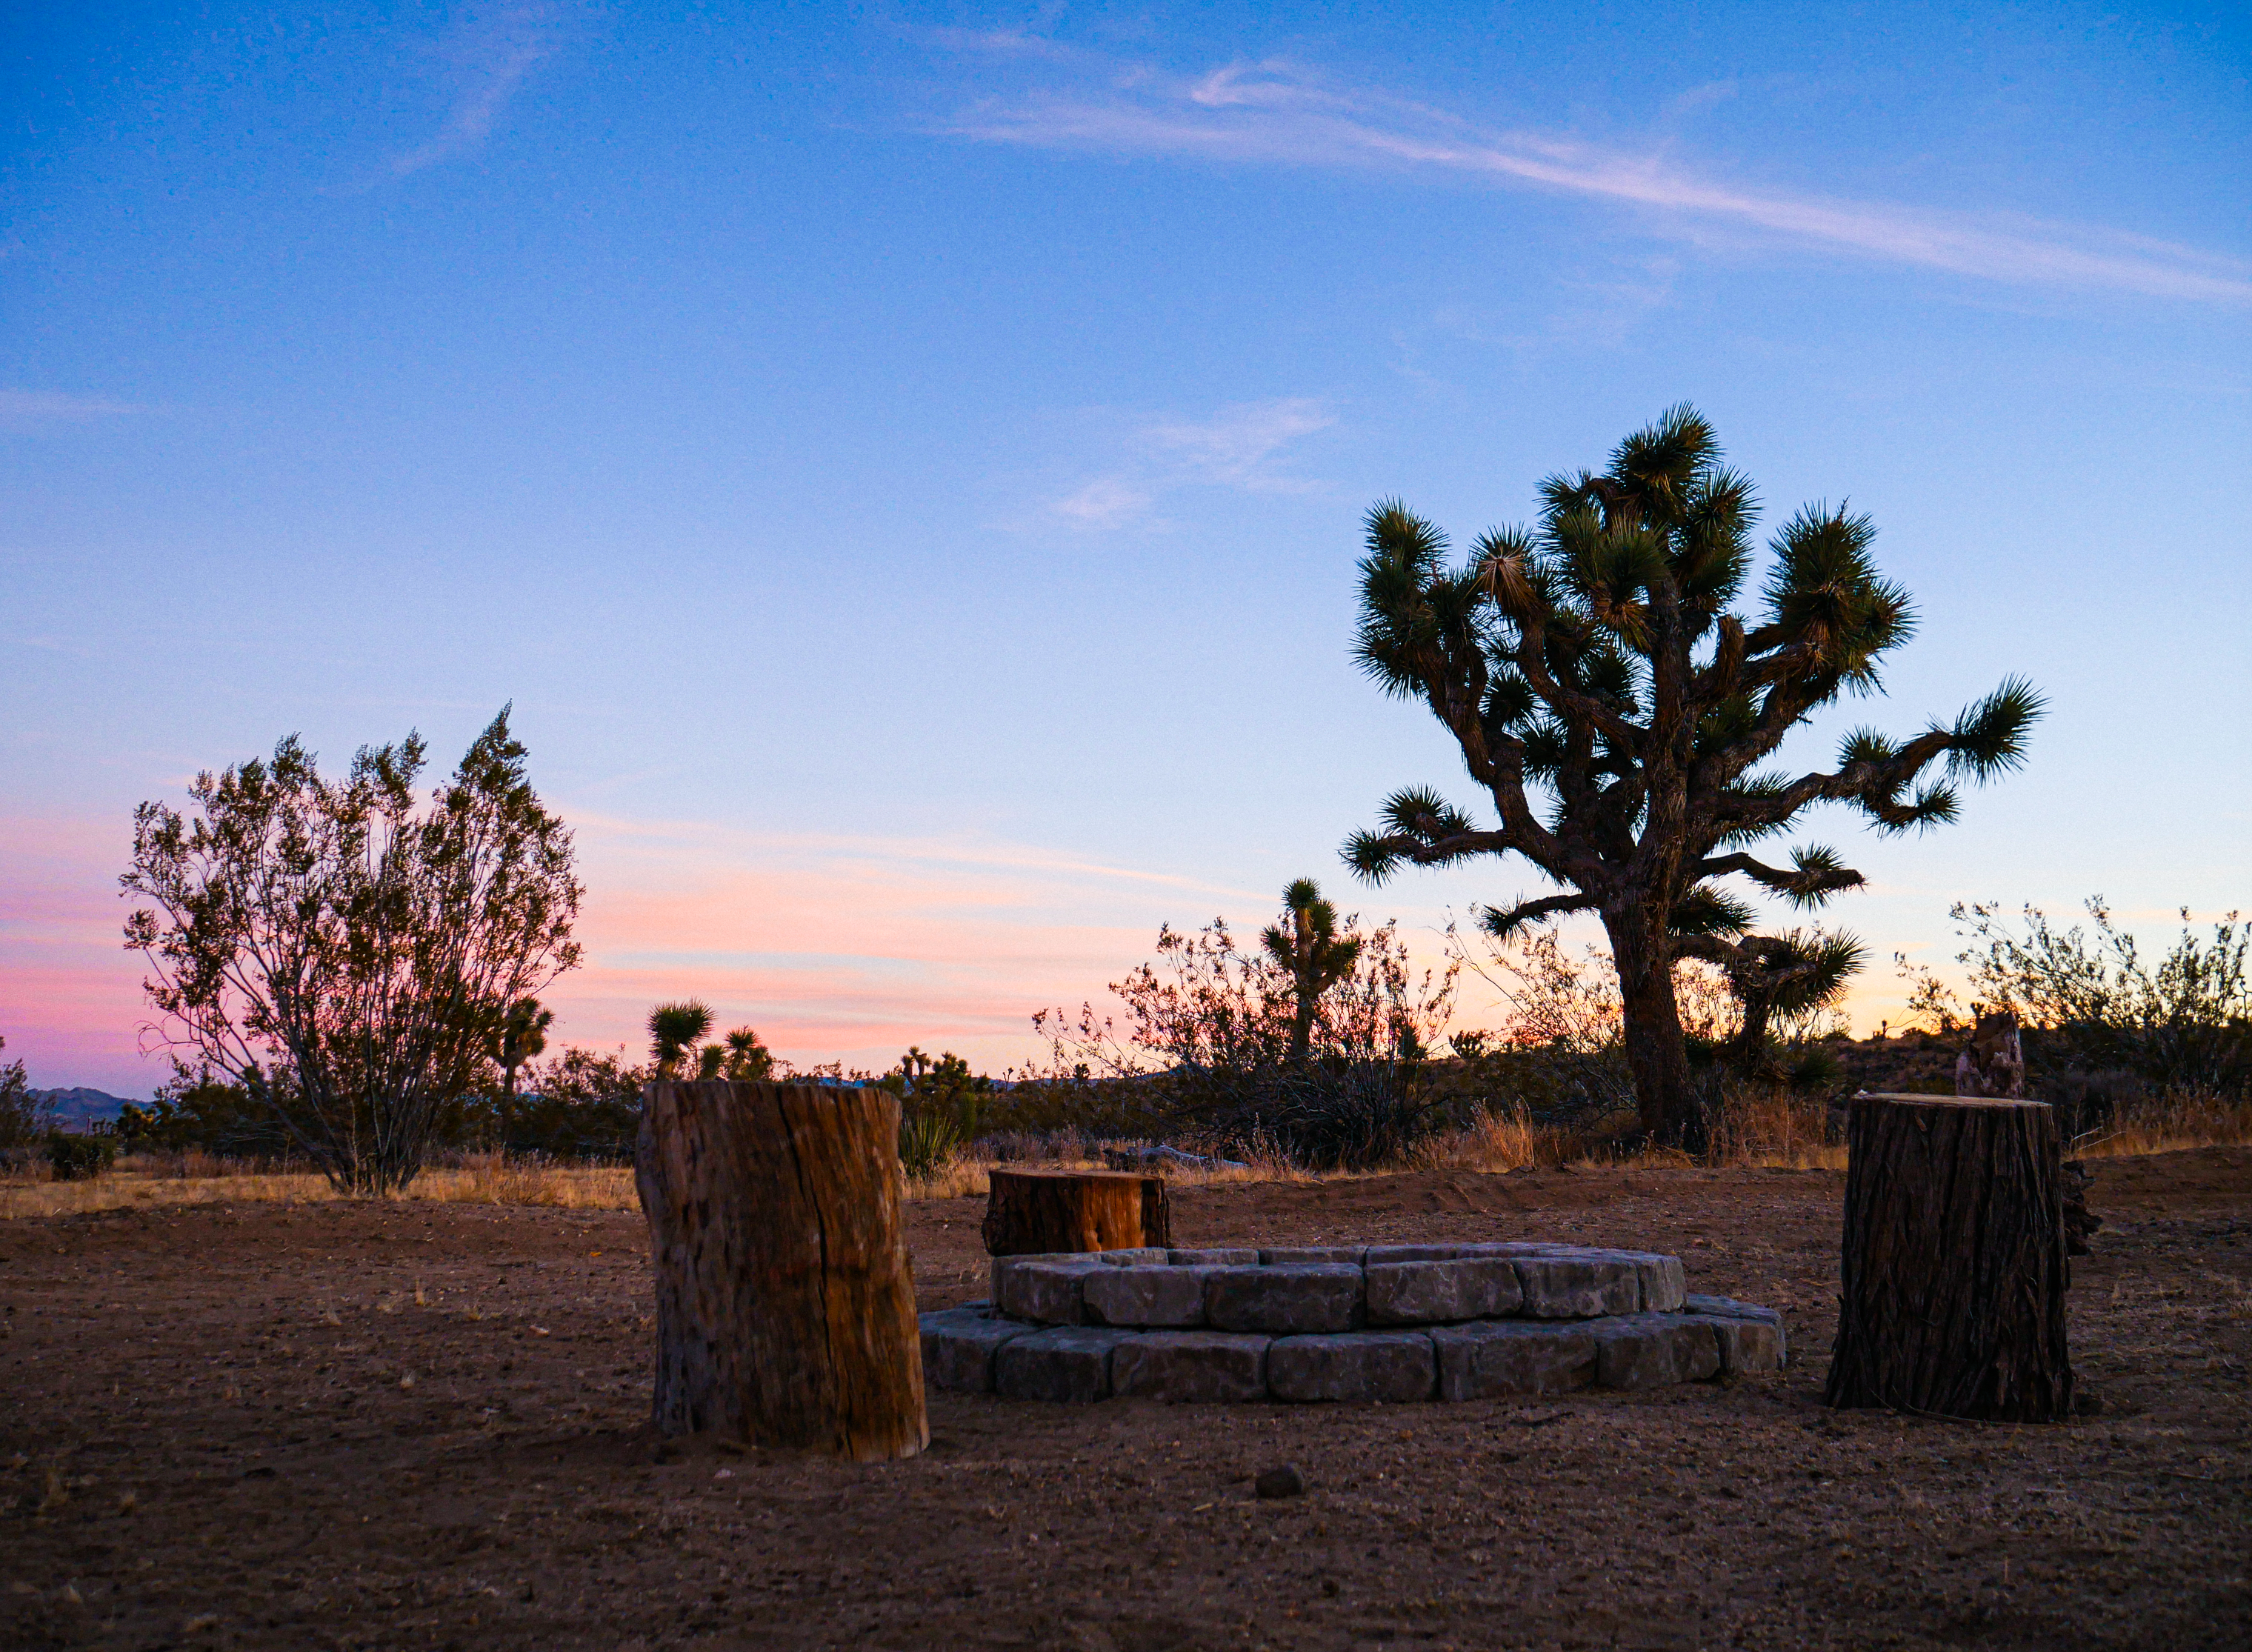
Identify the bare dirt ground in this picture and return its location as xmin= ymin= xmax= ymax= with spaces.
xmin=4 ymin=1149 xmax=2248 ymax=1652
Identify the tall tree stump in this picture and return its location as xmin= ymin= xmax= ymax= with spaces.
xmin=982 ymin=1168 xmax=1173 ymax=1256
xmin=1824 ymin=1093 xmax=2073 ymax=1422
xmin=636 ymin=1079 xmax=926 ymax=1461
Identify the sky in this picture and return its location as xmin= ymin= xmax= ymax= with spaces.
xmin=4 ymin=1 xmax=2248 ymax=1097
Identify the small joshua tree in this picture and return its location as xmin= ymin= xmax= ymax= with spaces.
xmin=1261 ymin=879 xmax=1364 ymax=1063
xmin=647 ymin=1001 xmax=715 ymax=1080
xmin=1345 ymin=405 xmax=2040 ymax=1144
xmin=489 ymin=995 xmax=553 ymax=1148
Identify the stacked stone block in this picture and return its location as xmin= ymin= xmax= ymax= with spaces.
xmin=925 ymin=1242 xmax=1783 ymax=1405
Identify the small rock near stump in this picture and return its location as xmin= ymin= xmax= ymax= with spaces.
xmin=1255 ymin=1464 xmax=1307 ymax=1499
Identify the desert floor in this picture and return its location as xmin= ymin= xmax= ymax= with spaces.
xmin=4 ymin=1149 xmax=2248 ymax=1651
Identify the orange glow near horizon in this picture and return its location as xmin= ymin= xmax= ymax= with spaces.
xmin=1 ymin=804 xmax=2097 ymax=1096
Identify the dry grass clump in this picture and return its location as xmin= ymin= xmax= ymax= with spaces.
xmin=0 ymin=1153 xmax=640 ymax=1219
xmin=415 ymin=1153 xmax=636 ymax=1209
xmin=7 ymin=1086 xmax=2245 ymax=1222
xmin=1699 ymin=1088 xmax=1847 ymax=1170
xmin=0 ymin=1169 xmax=334 ymax=1220
xmin=2075 ymin=1086 xmax=2252 ymax=1158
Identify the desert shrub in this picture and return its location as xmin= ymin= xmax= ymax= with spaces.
xmin=495 ymin=1047 xmax=644 ymax=1161
xmin=116 ymin=1065 xmax=291 ymax=1159
xmin=1903 ymin=900 xmax=2251 ymax=1105
xmin=0 ymin=1037 xmax=55 ymax=1169
xmin=120 ymin=710 xmax=583 ymax=1195
xmin=45 ymin=1132 xmax=116 ymax=1181
xmin=1029 ymin=900 xmax=1459 ymax=1170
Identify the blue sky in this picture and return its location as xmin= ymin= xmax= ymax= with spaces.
xmin=4 ymin=1 xmax=2247 ymax=1094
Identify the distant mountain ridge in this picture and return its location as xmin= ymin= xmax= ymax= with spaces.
xmin=31 ymin=1088 xmax=139 ymax=1128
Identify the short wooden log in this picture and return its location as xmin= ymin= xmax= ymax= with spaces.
xmin=981 ymin=1168 xmax=1173 ymax=1256
xmin=636 ymin=1080 xmax=927 ymax=1460
xmin=1824 ymin=1093 xmax=2073 ymax=1422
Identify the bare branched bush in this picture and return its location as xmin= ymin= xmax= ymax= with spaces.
xmin=1025 ymin=894 xmax=1460 ymax=1169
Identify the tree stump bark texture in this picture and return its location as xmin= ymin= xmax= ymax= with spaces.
xmin=636 ymin=1079 xmax=927 ymax=1461
xmin=1824 ymin=1093 xmax=2073 ymax=1422
xmin=982 ymin=1168 xmax=1173 ymax=1256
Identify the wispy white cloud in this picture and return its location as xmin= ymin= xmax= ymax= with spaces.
xmin=0 ymin=390 xmax=145 ymax=433
xmin=1050 ymin=475 xmax=1153 ymax=528
xmin=387 ymin=1 xmax=567 ymax=178
xmin=945 ymin=57 xmax=2252 ymax=305
xmin=1143 ymin=397 xmax=1335 ymax=486
xmin=1044 ymin=396 xmax=1336 ymax=530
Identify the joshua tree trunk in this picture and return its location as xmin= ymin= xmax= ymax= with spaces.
xmin=1609 ymin=910 xmax=1696 ymax=1145
xmin=500 ymin=1057 xmax=519 ymax=1150
xmin=1288 ymin=986 xmax=1316 ymax=1066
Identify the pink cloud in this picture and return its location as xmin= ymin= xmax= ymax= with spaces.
xmin=0 ymin=808 xmax=1269 ymax=1092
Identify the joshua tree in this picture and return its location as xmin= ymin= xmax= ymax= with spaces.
xmin=1260 ymin=879 xmax=1364 ymax=1063
xmin=719 ymin=1026 xmax=776 ymax=1081
xmin=489 ymin=995 xmax=553 ymax=1148
xmin=1716 ymin=929 xmax=1865 ymax=1078
xmin=1345 ymin=405 xmax=2040 ymax=1144
xmin=647 ymin=1001 xmax=715 ymax=1079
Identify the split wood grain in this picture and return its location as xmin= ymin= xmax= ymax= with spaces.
xmin=1824 ymin=1092 xmax=2073 ymax=1422
xmin=636 ymin=1079 xmax=927 ymax=1460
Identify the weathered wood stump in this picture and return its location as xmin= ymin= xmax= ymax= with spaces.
xmin=1824 ymin=1093 xmax=2073 ymax=1422
xmin=1955 ymin=1009 xmax=2026 ymax=1098
xmin=981 ymin=1168 xmax=1173 ymax=1256
xmin=636 ymin=1080 xmax=926 ymax=1460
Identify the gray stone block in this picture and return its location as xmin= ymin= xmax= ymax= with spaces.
xmin=1096 ymin=1248 xmax=1174 ymax=1267
xmin=1110 ymin=1331 xmax=1270 ymax=1402
xmin=1511 ymin=1254 xmax=1642 ymax=1319
xmin=993 ymin=1326 xmax=1139 ymax=1403
xmin=1432 ymin=1320 xmax=1599 ymax=1400
xmin=1362 ymin=1243 xmax=1468 ymax=1263
xmin=1207 ymin=1264 xmax=1365 ymax=1333
xmin=1610 ymin=1250 xmax=1688 ymax=1312
xmin=1168 ymin=1248 xmax=1261 ymax=1266
xmin=1590 ymin=1313 xmax=1722 ymax=1390
xmin=1686 ymin=1313 xmax=1787 ymax=1373
xmin=919 ymin=1308 xmax=1030 ymax=1393
xmin=996 ymin=1257 xmax=1105 ymax=1325
xmin=1259 ymin=1245 xmax=1368 ymax=1265
xmin=1365 ymin=1257 xmax=1525 ymax=1325
xmin=1267 ymin=1331 xmax=1436 ymax=1403
xmin=990 ymin=1250 xmax=1099 ymax=1308
xmin=1082 ymin=1265 xmax=1211 ymax=1328
xmin=1682 ymin=1293 xmax=1782 ymax=1325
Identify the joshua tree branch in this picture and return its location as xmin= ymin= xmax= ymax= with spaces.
xmin=1696 ymin=851 xmax=1866 ymax=904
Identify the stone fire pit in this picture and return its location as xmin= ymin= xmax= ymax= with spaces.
xmin=919 ymin=1242 xmax=1783 ymax=1405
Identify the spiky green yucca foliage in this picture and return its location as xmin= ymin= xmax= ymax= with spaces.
xmin=1345 ymin=405 xmax=2042 ymax=1142
xmin=647 ymin=1000 xmax=714 ymax=1079
xmin=1260 ymin=878 xmax=1365 ymax=1064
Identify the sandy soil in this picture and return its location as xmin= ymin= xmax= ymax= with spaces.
xmin=3 ymin=1149 xmax=2248 ymax=1651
